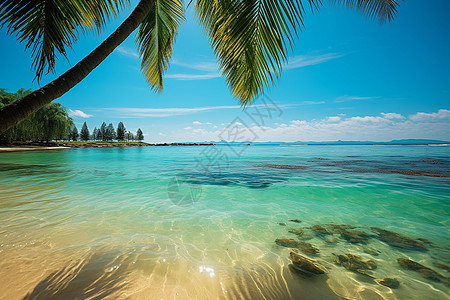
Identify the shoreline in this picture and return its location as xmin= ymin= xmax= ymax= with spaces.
xmin=0 ymin=142 xmax=216 ymax=152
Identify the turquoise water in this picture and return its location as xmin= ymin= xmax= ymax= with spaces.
xmin=0 ymin=145 xmax=449 ymax=299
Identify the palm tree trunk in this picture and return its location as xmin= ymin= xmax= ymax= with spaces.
xmin=0 ymin=0 xmax=155 ymax=134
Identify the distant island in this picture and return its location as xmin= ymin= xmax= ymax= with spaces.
xmin=208 ymin=139 xmax=450 ymax=146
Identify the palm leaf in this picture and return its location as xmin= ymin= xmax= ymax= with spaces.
xmin=330 ymin=0 xmax=400 ymax=23
xmin=196 ymin=0 xmax=317 ymax=103
xmin=0 ymin=0 xmax=129 ymax=81
xmin=196 ymin=0 xmax=400 ymax=104
xmin=136 ymin=0 xmax=184 ymax=91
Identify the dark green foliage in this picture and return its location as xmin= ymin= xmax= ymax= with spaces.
xmin=126 ymin=131 xmax=135 ymax=141
xmin=136 ymin=128 xmax=144 ymax=141
xmin=100 ymin=122 xmax=107 ymax=141
xmin=92 ymin=127 xmax=98 ymax=141
xmin=69 ymin=125 xmax=79 ymax=141
xmin=0 ymin=0 xmax=129 ymax=81
xmin=117 ymin=122 xmax=126 ymax=141
xmin=105 ymin=123 xmax=116 ymax=141
xmin=0 ymin=88 xmax=142 ymax=143
xmin=80 ymin=122 xmax=90 ymax=141
xmin=0 ymin=88 xmax=73 ymax=143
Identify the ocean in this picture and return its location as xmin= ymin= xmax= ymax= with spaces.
xmin=0 ymin=145 xmax=449 ymax=299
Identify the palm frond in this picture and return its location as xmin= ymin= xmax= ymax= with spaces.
xmin=330 ymin=0 xmax=400 ymax=23
xmin=136 ymin=0 xmax=184 ymax=92
xmin=196 ymin=0 xmax=319 ymax=104
xmin=0 ymin=0 xmax=129 ymax=81
xmin=196 ymin=0 xmax=399 ymax=104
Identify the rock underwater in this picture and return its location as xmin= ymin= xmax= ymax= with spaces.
xmin=397 ymin=258 xmax=449 ymax=286
xmin=371 ymin=227 xmax=427 ymax=251
xmin=377 ymin=278 xmax=400 ymax=289
xmin=334 ymin=253 xmax=377 ymax=277
xmin=289 ymin=251 xmax=326 ymax=275
xmin=275 ymin=239 xmax=319 ymax=255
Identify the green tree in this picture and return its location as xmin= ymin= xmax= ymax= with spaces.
xmin=92 ymin=127 xmax=98 ymax=141
xmin=117 ymin=122 xmax=126 ymax=141
xmin=100 ymin=122 xmax=107 ymax=141
xmin=80 ymin=122 xmax=90 ymax=141
xmin=136 ymin=128 xmax=144 ymax=141
xmin=126 ymin=131 xmax=135 ymax=141
xmin=0 ymin=1 xmax=400 ymax=134
xmin=0 ymin=89 xmax=72 ymax=143
xmin=105 ymin=123 xmax=116 ymax=141
xmin=70 ymin=125 xmax=79 ymax=141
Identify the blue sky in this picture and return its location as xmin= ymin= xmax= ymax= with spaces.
xmin=1 ymin=0 xmax=449 ymax=142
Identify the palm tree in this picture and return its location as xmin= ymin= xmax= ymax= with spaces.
xmin=0 ymin=0 xmax=401 ymax=133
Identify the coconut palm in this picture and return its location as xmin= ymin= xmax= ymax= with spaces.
xmin=0 ymin=0 xmax=401 ymax=133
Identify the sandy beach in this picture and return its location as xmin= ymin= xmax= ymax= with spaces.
xmin=0 ymin=146 xmax=70 ymax=152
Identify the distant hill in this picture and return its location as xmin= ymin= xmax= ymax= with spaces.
xmin=386 ymin=139 xmax=449 ymax=145
xmin=207 ymin=139 xmax=449 ymax=145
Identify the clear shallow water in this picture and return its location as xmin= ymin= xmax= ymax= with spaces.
xmin=0 ymin=145 xmax=449 ymax=299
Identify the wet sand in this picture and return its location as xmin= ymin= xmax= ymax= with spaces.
xmin=0 ymin=146 xmax=69 ymax=152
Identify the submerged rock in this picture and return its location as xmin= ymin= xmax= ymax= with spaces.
xmin=297 ymin=241 xmax=320 ymax=255
xmin=397 ymin=258 xmax=449 ymax=285
xmin=434 ymin=262 xmax=450 ymax=272
xmin=278 ymin=222 xmax=287 ymax=226
xmin=289 ymin=251 xmax=326 ymax=275
xmin=371 ymin=227 xmax=427 ymax=251
xmin=311 ymin=225 xmax=331 ymax=235
xmin=275 ymin=239 xmax=299 ymax=248
xmin=275 ymin=239 xmax=319 ymax=255
xmin=324 ymin=235 xmax=338 ymax=244
xmin=298 ymin=233 xmax=314 ymax=241
xmin=378 ymin=278 xmax=400 ymax=289
xmin=327 ymin=224 xmax=356 ymax=232
xmin=340 ymin=229 xmax=373 ymax=244
xmin=363 ymin=247 xmax=380 ymax=256
xmin=334 ymin=253 xmax=377 ymax=277
xmin=289 ymin=219 xmax=302 ymax=223
xmin=288 ymin=228 xmax=304 ymax=236
xmin=260 ymin=164 xmax=307 ymax=169
xmin=417 ymin=238 xmax=433 ymax=245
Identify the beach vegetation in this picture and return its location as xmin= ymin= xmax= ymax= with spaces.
xmin=136 ymin=128 xmax=144 ymax=141
xmin=80 ymin=122 xmax=90 ymax=141
xmin=0 ymin=88 xmax=73 ymax=144
xmin=117 ymin=122 xmax=126 ymax=141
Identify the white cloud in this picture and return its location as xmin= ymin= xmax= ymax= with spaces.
xmin=165 ymin=109 xmax=450 ymax=142
xmin=193 ymin=121 xmax=202 ymax=125
xmin=172 ymin=60 xmax=218 ymax=72
xmin=184 ymin=126 xmax=193 ymax=130
xmin=347 ymin=116 xmax=388 ymax=123
xmin=381 ymin=112 xmax=405 ymax=119
xmin=409 ymin=109 xmax=450 ymax=121
xmin=285 ymin=53 xmax=343 ymax=70
xmin=301 ymin=101 xmax=325 ymax=105
xmin=166 ymin=59 xmax=220 ymax=80
xmin=206 ymin=122 xmax=212 ymax=125
xmin=291 ymin=120 xmax=307 ymax=126
xmin=334 ymin=95 xmax=381 ymax=103
xmin=116 ymin=46 xmax=139 ymax=58
xmin=69 ymin=109 xmax=92 ymax=118
xmin=104 ymin=105 xmax=241 ymax=117
xmin=326 ymin=116 xmax=341 ymax=122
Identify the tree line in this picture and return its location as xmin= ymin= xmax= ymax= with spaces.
xmin=0 ymin=88 xmax=144 ymax=144
xmin=70 ymin=121 xmax=144 ymax=142
xmin=0 ymin=88 xmax=73 ymax=144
